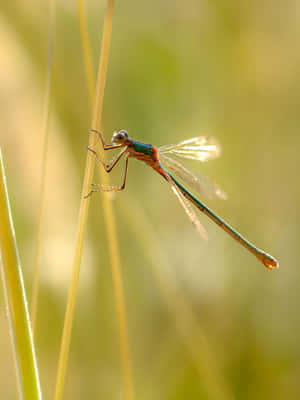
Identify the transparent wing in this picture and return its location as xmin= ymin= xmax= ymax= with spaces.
xmin=160 ymin=154 xmax=227 ymax=200
xmin=159 ymin=136 xmax=221 ymax=161
xmin=168 ymin=177 xmax=208 ymax=240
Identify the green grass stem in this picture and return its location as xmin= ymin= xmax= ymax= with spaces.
xmin=0 ymin=149 xmax=42 ymax=400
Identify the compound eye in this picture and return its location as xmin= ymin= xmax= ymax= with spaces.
xmin=118 ymin=130 xmax=128 ymax=139
xmin=112 ymin=129 xmax=129 ymax=143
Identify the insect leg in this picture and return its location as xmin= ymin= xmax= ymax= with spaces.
xmin=90 ymin=129 xmax=122 ymax=150
xmin=86 ymin=146 xmax=128 ymax=172
xmin=84 ymin=155 xmax=130 ymax=198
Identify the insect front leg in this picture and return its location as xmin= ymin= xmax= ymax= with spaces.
xmin=90 ymin=129 xmax=122 ymax=150
xmin=86 ymin=145 xmax=128 ymax=172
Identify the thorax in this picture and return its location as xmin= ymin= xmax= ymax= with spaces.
xmin=127 ymin=140 xmax=159 ymax=165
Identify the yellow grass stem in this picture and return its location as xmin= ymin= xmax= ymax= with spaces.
xmin=77 ymin=0 xmax=95 ymax=108
xmin=0 ymin=149 xmax=42 ymax=400
xmin=31 ymin=0 xmax=56 ymax=334
xmin=76 ymin=1 xmax=134 ymax=399
xmin=120 ymin=197 xmax=234 ymax=400
xmin=54 ymin=1 xmax=133 ymax=400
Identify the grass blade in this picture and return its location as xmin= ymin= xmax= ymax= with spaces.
xmin=77 ymin=0 xmax=95 ymax=108
xmin=76 ymin=1 xmax=134 ymax=399
xmin=0 ymin=149 xmax=42 ymax=400
xmin=54 ymin=1 xmax=133 ymax=400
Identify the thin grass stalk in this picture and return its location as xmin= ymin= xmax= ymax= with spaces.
xmin=54 ymin=1 xmax=133 ymax=399
xmin=76 ymin=1 xmax=134 ymax=399
xmin=120 ymin=197 xmax=234 ymax=400
xmin=77 ymin=0 xmax=95 ymax=108
xmin=31 ymin=0 xmax=56 ymax=334
xmin=77 ymin=1 xmax=224 ymax=398
xmin=0 ymin=149 xmax=42 ymax=400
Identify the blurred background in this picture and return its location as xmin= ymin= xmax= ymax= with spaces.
xmin=1 ymin=1 xmax=299 ymax=399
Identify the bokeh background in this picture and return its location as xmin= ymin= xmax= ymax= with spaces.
xmin=1 ymin=1 xmax=299 ymax=399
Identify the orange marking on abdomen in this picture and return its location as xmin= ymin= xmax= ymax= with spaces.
xmin=152 ymin=163 xmax=169 ymax=181
xmin=127 ymin=143 xmax=168 ymax=180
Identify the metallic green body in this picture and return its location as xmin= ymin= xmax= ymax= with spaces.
xmin=132 ymin=141 xmax=153 ymax=156
xmin=167 ymin=172 xmax=278 ymax=268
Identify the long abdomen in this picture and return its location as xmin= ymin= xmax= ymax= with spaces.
xmin=167 ymin=173 xmax=278 ymax=270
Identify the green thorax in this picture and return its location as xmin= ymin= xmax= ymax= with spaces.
xmin=131 ymin=140 xmax=154 ymax=156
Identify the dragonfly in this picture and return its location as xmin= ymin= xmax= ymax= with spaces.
xmin=85 ymin=129 xmax=279 ymax=270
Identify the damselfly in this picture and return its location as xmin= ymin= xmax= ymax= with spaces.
xmin=86 ymin=129 xmax=279 ymax=270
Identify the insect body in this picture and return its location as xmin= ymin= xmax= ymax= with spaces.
xmin=86 ymin=129 xmax=279 ymax=270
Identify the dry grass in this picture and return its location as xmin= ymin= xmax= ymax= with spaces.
xmin=54 ymin=1 xmax=133 ymax=399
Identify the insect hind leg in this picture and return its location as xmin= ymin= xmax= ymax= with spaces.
xmin=84 ymin=155 xmax=129 ymax=198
